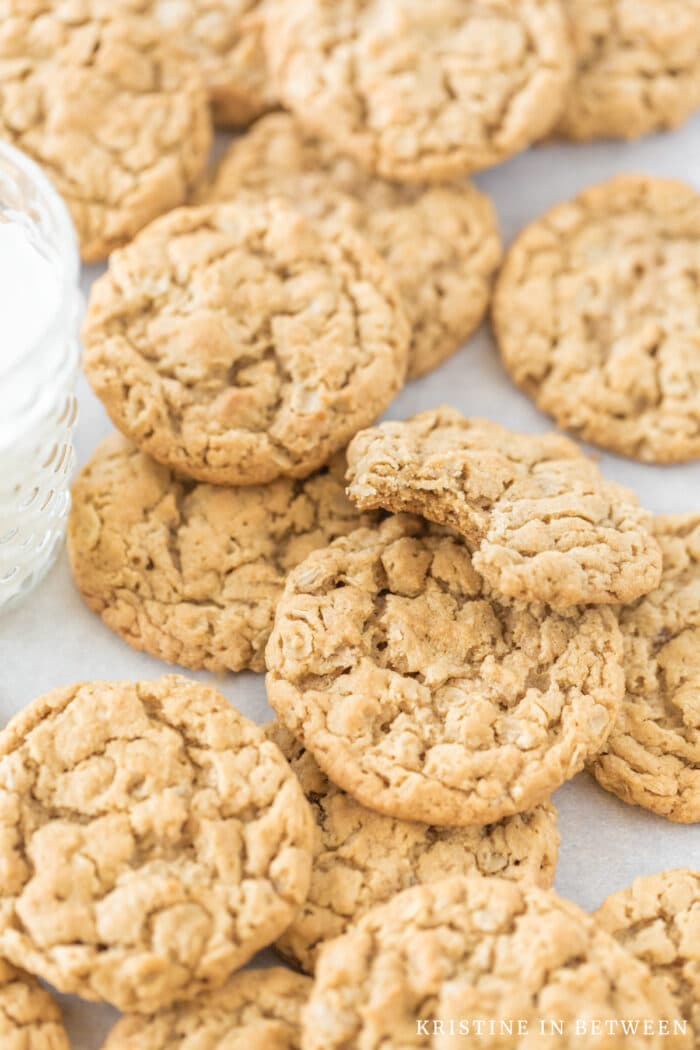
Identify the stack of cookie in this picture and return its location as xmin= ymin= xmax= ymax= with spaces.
xmin=59 ymin=404 xmax=699 ymax=1042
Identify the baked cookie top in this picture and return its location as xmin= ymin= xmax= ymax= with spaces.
xmin=68 ymin=433 xmax=377 ymax=673
xmin=595 ymin=869 xmax=700 ymax=1047
xmin=82 ymin=200 xmax=409 ymax=486
xmin=0 ymin=675 xmax=313 ymax=1013
xmin=101 ymin=967 xmax=311 ymax=1049
xmin=130 ymin=0 xmax=271 ymax=126
xmin=558 ymin=0 xmax=700 ymax=141
xmin=493 ymin=174 xmax=700 ymax=463
xmin=268 ymin=722 xmax=559 ymax=974
xmin=0 ymin=959 xmax=69 ymax=1049
xmin=346 ymin=407 xmax=662 ymax=606
xmin=202 ymin=113 xmax=502 ymax=379
xmin=304 ymin=876 xmax=689 ymax=1050
xmin=266 ymin=0 xmax=573 ymax=181
xmin=0 ymin=0 xmax=211 ymax=261
xmin=265 ymin=514 xmax=625 ymax=827
xmin=589 ymin=513 xmax=700 ymax=823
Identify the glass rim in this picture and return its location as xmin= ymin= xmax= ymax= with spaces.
xmin=0 ymin=141 xmax=80 ymax=381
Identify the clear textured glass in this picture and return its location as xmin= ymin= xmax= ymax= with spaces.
xmin=0 ymin=142 xmax=81 ymax=613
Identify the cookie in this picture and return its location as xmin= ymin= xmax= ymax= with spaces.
xmin=101 ymin=967 xmax=311 ymax=1049
xmin=595 ymin=870 xmax=700 ymax=1047
xmin=589 ymin=514 xmax=700 ymax=823
xmin=268 ymin=722 xmax=559 ymax=973
xmin=558 ymin=0 xmax=700 ymax=141
xmin=0 ymin=959 xmax=69 ymax=1049
xmin=202 ymin=113 xmax=502 ymax=379
xmin=0 ymin=0 xmax=212 ymax=261
xmin=266 ymin=0 xmax=574 ymax=182
xmin=68 ymin=433 xmax=378 ymax=673
xmin=0 ymin=675 xmax=314 ymax=1013
xmin=493 ymin=174 xmax=700 ymax=463
xmin=265 ymin=514 xmax=625 ymax=827
xmin=304 ymin=876 xmax=690 ymax=1050
xmin=346 ymin=407 xmax=662 ymax=606
xmin=82 ymin=199 xmax=409 ymax=486
xmin=130 ymin=0 xmax=271 ymax=126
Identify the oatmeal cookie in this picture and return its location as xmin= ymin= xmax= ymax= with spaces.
xmin=0 ymin=675 xmax=314 ymax=1013
xmin=266 ymin=0 xmax=573 ymax=182
xmin=589 ymin=514 xmax=700 ymax=823
xmin=268 ymin=722 xmax=559 ymax=973
xmin=493 ymin=174 xmax=700 ymax=463
xmin=101 ymin=967 xmax=311 ymax=1049
xmin=265 ymin=515 xmax=625 ymax=827
xmin=82 ymin=199 xmax=409 ymax=486
xmin=68 ymin=433 xmax=378 ymax=673
xmin=0 ymin=0 xmax=211 ymax=261
xmin=558 ymin=0 xmax=700 ymax=141
xmin=202 ymin=113 xmax=502 ymax=378
xmin=303 ymin=876 xmax=689 ymax=1050
xmin=0 ymin=959 xmax=69 ymax=1049
xmin=130 ymin=0 xmax=271 ymax=126
xmin=346 ymin=408 xmax=662 ymax=606
xmin=595 ymin=869 xmax=700 ymax=1047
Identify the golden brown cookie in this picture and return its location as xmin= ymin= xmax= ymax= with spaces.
xmin=493 ymin=175 xmax=700 ymax=463
xmin=0 ymin=959 xmax=69 ymax=1049
xmin=304 ymin=876 xmax=690 ymax=1050
xmin=68 ymin=433 xmax=378 ymax=673
xmin=268 ymin=722 xmax=559 ymax=973
xmin=0 ymin=675 xmax=314 ymax=1013
xmin=201 ymin=113 xmax=502 ymax=378
xmin=265 ymin=514 xmax=625 ymax=827
xmin=82 ymin=199 xmax=409 ymax=486
xmin=101 ymin=967 xmax=311 ymax=1049
xmin=589 ymin=514 xmax=700 ymax=823
xmin=346 ymin=407 xmax=662 ymax=606
xmin=129 ymin=0 xmax=272 ymax=126
xmin=266 ymin=0 xmax=574 ymax=181
xmin=0 ymin=0 xmax=212 ymax=261
xmin=558 ymin=0 xmax=700 ymax=141
xmin=595 ymin=869 xmax=700 ymax=1048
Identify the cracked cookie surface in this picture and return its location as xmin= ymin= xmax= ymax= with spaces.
xmin=265 ymin=514 xmax=625 ymax=827
xmin=346 ymin=407 xmax=662 ymax=606
xmin=132 ymin=0 xmax=271 ymax=125
xmin=268 ymin=722 xmax=559 ymax=973
xmin=0 ymin=959 xmax=69 ymax=1050
xmin=0 ymin=0 xmax=211 ymax=261
xmin=266 ymin=0 xmax=573 ymax=182
xmin=0 ymin=675 xmax=314 ymax=1013
xmin=595 ymin=869 xmax=700 ymax=1047
xmin=68 ymin=433 xmax=378 ymax=673
xmin=101 ymin=967 xmax=311 ymax=1049
xmin=493 ymin=175 xmax=700 ymax=463
xmin=589 ymin=514 xmax=700 ymax=823
xmin=82 ymin=199 xmax=409 ymax=485
xmin=303 ymin=876 xmax=689 ymax=1050
xmin=558 ymin=0 xmax=700 ymax=141
xmin=202 ymin=113 xmax=502 ymax=378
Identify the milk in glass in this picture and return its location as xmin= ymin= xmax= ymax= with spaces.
xmin=0 ymin=143 xmax=80 ymax=611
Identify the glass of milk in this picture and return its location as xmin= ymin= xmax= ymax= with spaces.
xmin=0 ymin=142 xmax=81 ymax=613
